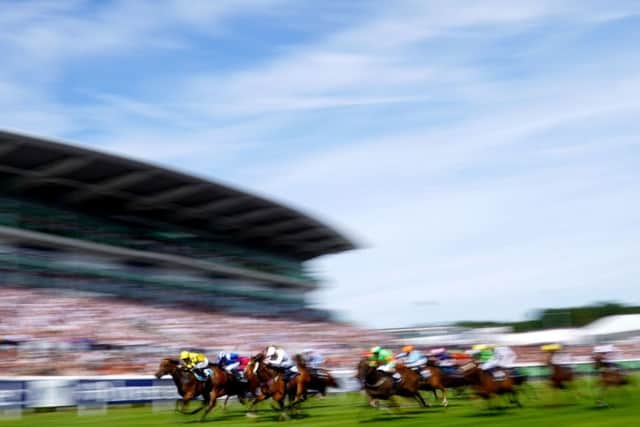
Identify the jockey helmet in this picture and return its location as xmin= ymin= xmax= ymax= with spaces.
xmin=370 ymin=346 xmax=381 ymax=354
xmin=541 ymin=344 xmax=562 ymax=352
xmin=218 ymin=351 xmax=226 ymax=360
xmin=266 ymin=346 xmax=277 ymax=357
xmin=180 ymin=350 xmax=190 ymax=360
xmin=402 ymin=345 xmax=414 ymax=353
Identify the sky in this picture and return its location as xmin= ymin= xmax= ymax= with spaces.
xmin=1 ymin=0 xmax=640 ymax=329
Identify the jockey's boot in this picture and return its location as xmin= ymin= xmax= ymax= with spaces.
xmin=193 ymin=368 xmax=207 ymax=381
xmin=235 ymin=370 xmax=246 ymax=382
xmin=285 ymin=369 xmax=296 ymax=382
xmin=392 ymin=372 xmax=402 ymax=383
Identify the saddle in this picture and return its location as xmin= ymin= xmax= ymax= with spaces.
xmin=270 ymin=365 xmax=298 ymax=382
xmin=489 ymin=368 xmax=507 ymax=381
xmin=419 ymin=368 xmax=432 ymax=379
xmin=311 ymin=368 xmax=329 ymax=379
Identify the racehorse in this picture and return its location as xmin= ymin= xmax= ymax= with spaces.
xmin=545 ymin=352 xmax=574 ymax=390
xmin=355 ymin=358 xmax=427 ymax=408
xmin=459 ymin=361 xmax=522 ymax=407
xmin=593 ymin=353 xmax=629 ymax=387
xmin=305 ymin=365 xmax=339 ymax=398
xmin=415 ymin=363 xmax=450 ymax=407
xmin=244 ymin=353 xmax=289 ymax=419
xmin=592 ymin=353 xmax=629 ymax=406
xmin=285 ymin=354 xmax=313 ymax=408
xmin=155 ymin=358 xmax=211 ymax=414
xmin=198 ymin=364 xmax=250 ymax=422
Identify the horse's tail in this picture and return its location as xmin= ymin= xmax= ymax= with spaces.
xmin=325 ymin=372 xmax=339 ymax=388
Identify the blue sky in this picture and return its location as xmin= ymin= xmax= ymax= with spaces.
xmin=2 ymin=0 xmax=640 ymax=328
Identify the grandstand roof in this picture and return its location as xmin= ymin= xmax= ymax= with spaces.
xmin=0 ymin=130 xmax=355 ymax=260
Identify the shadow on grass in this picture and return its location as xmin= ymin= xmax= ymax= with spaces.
xmin=463 ymin=408 xmax=512 ymax=418
xmin=358 ymin=414 xmax=418 ymax=423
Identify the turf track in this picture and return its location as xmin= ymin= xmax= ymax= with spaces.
xmin=2 ymin=378 xmax=638 ymax=427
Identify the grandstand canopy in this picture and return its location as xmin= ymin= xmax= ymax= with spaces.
xmin=0 ymin=130 xmax=355 ymax=260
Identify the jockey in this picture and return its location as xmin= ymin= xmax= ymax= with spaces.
xmin=480 ymin=345 xmax=517 ymax=374
xmin=396 ymin=345 xmax=426 ymax=369
xmin=593 ymin=344 xmax=622 ymax=368
xmin=264 ymin=345 xmax=293 ymax=370
xmin=217 ymin=351 xmax=245 ymax=380
xmin=369 ymin=346 xmax=399 ymax=379
xmin=429 ymin=347 xmax=456 ymax=371
xmin=302 ymin=348 xmax=325 ymax=369
xmin=471 ymin=344 xmax=494 ymax=364
xmin=180 ymin=350 xmax=211 ymax=381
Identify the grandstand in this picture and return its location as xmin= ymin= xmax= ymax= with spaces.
xmin=0 ymin=130 xmax=356 ymax=320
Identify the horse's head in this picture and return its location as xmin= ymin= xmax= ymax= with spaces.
xmin=245 ymin=353 xmax=265 ymax=379
xmin=355 ymin=357 xmax=372 ymax=382
xmin=426 ymin=357 xmax=438 ymax=367
xmin=155 ymin=358 xmax=180 ymax=379
xmin=294 ymin=354 xmax=307 ymax=368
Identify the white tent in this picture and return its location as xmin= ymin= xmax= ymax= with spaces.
xmin=582 ymin=314 xmax=640 ymax=342
xmin=494 ymin=328 xmax=585 ymax=346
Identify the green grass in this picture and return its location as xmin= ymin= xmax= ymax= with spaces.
xmin=2 ymin=379 xmax=639 ymax=427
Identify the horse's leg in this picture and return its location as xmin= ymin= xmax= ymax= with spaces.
xmin=247 ymin=386 xmax=270 ymax=418
xmin=511 ymin=389 xmax=522 ymax=408
xmin=440 ymin=387 xmax=449 ymax=407
xmin=369 ymin=397 xmax=379 ymax=408
xmin=596 ymin=382 xmax=608 ymax=407
xmin=274 ymin=392 xmax=289 ymax=420
xmin=289 ymin=378 xmax=306 ymax=409
xmin=414 ymin=392 xmax=428 ymax=408
xmin=183 ymin=398 xmax=207 ymax=415
xmin=246 ymin=395 xmax=264 ymax=418
xmin=177 ymin=390 xmax=195 ymax=414
xmin=222 ymin=395 xmax=230 ymax=411
xmin=199 ymin=390 xmax=219 ymax=422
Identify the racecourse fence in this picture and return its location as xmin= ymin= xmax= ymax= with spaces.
xmin=2 ymin=360 xmax=639 ymax=409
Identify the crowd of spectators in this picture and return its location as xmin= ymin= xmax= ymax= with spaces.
xmin=1 ymin=287 xmax=639 ymax=377
xmin=0 ymin=287 xmax=387 ymax=376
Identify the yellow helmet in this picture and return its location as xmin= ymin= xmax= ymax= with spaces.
xmin=180 ymin=350 xmax=190 ymax=360
xmin=541 ymin=344 xmax=562 ymax=352
xmin=402 ymin=345 xmax=414 ymax=353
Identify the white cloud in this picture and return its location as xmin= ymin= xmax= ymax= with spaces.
xmin=1 ymin=0 xmax=639 ymax=328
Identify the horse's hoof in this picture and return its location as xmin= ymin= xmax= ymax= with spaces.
xmin=279 ymin=412 xmax=290 ymax=421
